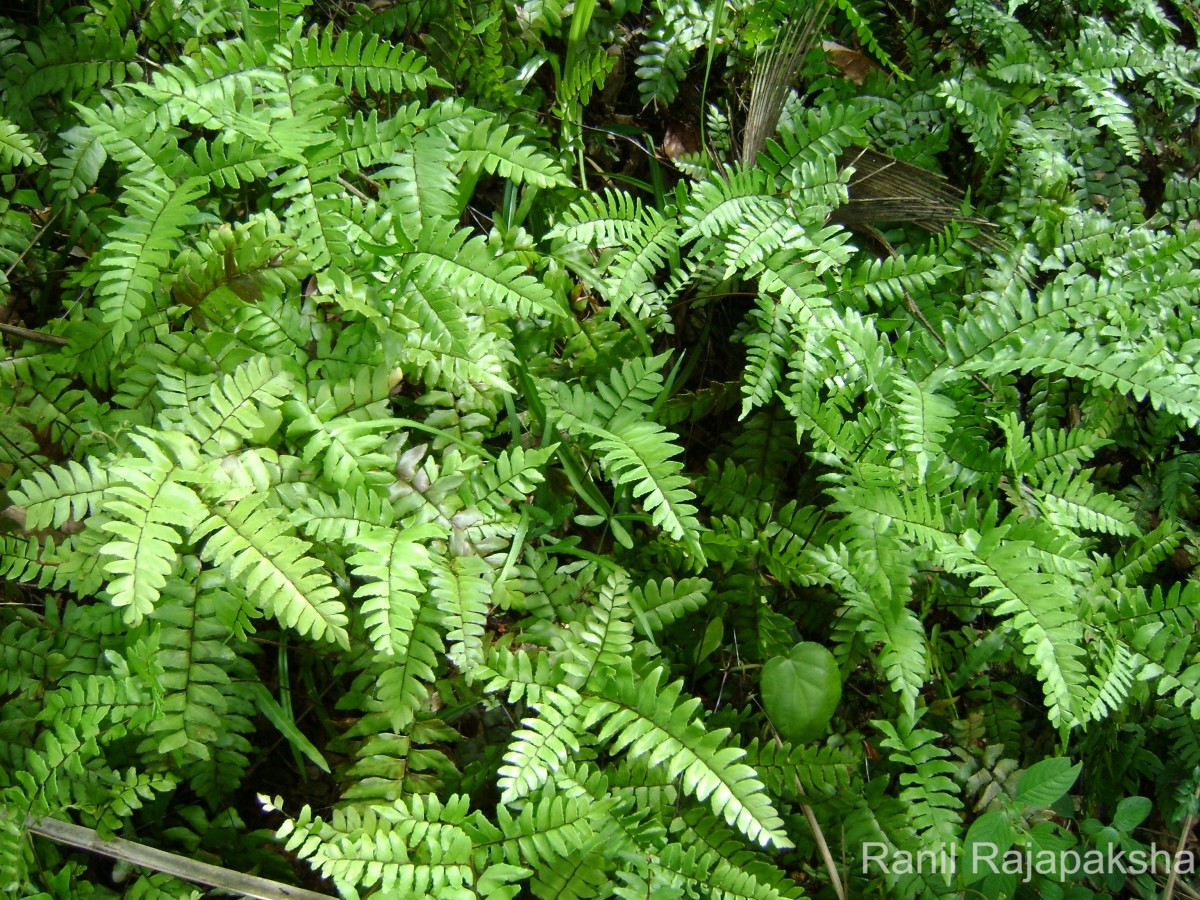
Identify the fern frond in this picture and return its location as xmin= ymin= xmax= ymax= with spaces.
xmin=1028 ymin=425 xmax=1108 ymax=480
xmin=583 ymin=661 xmax=792 ymax=849
xmin=561 ymin=570 xmax=634 ymax=688
xmin=874 ymin=710 xmax=962 ymax=845
xmin=173 ymin=213 xmax=307 ymax=311
xmin=968 ymin=330 xmax=1200 ymax=428
xmin=1031 ymin=471 xmax=1136 ymax=536
xmin=165 ymin=355 xmax=295 ymax=453
xmin=548 ymin=188 xmax=656 ymax=251
xmin=892 ymin=375 xmax=957 ymax=479
xmin=477 ymin=641 xmax=564 ymax=705
xmin=191 ymin=133 xmax=273 ymax=188
xmin=373 ymin=612 xmax=445 ymax=731
xmin=567 ymin=414 xmax=704 ymax=559
xmin=960 ymin=537 xmax=1089 ymax=728
xmin=845 ymin=253 xmax=960 ymax=308
xmin=0 ymin=535 xmax=55 ymax=586
xmin=630 ymin=576 xmax=711 ymax=633
xmin=348 ymin=523 xmax=441 ymax=657
xmin=98 ymin=433 xmax=206 ymax=623
xmin=286 ymin=25 xmax=448 ymax=96
xmin=744 ymin=737 xmax=859 ymax=799
xmin=272 ymin=795 xmax=476 ymax=894
xmin=10 ymin=23 xmax=141 ymax=105
xmin=376 ymin=128 xmax=460 ymax=238
xmin=140 ymin=572 xmax=256 ymax=760
xmin=433 ymin=553 xmax=492 ymax=671
xmin=10 ymin=458 xmax=111 ymax=530
xmin=635 ymin=0 xmax=712 ymax=106
xmin=496 ymin=787 xmax=600 ymax=880
xmin=498 ymin=686 xmax=584 ymax=803
xmin=193 ymin=495 xmax=350 ymax=647
xmin=285 ymin=486 xmax=396 ymax=544
xmin=455 ymin=120 xmax=571 ymax=190
xmin=391 ymin=218 xmax=563 ymax=319
xmin=1103 ymin=520 xmax=1182 ymax=585
xmin=0 ymin=117 xmax=46 ymax=169
xmin=92 ymin=177 xmax=208 ymax=351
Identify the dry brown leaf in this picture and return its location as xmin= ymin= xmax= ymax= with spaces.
xmin=822 ymin=40 xmax=878 ymax=85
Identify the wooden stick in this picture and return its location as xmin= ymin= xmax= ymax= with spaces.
xmin=26 ymin=817 xmax=336 ymax=900
xmin=0 ymin=321 xmax=68 ymax=346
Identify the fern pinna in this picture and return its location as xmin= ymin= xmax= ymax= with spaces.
xmin=2 ymin=0 xmax=1200 ymax=897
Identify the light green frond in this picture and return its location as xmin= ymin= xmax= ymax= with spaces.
xmin=0 ymin=116 xmax=46 ymax=169
xmin=165 ymin=355 xmax=295 ymax=453
xmin=374 ymin=613 xmax=445 ymax=731
xmin=349 ymin=523 xmax=441 ymax=656
xmin=630 ymin=576 xmax=711 ymax=633
xmin=967 ymin=330 xmax=1200 ymax=428
xmin=193 ymin=495 xmax=350 ymax=647
xmin=398 ymin=218 xmax=563 ymax=319
xmin=959 ymin=537 xmax=1089 ymax=728
xmin=433 ymin=552 xmax=492 ymax=671
xmin=286 ymin=24 xmax=447 ymax=96
xmin=98 ymin=434 xmax=206 ymax=623
xmin=10 ymin=458 xmax=112 ymax=530
xmin=496 ymin=787 xmax=602 ymax=885
xmin=892 ymin=375 xmax=958 ymax=480
xmin=571 ymin=415 xmax=704 ymax=558
xmin=92 ymin=176 xmax=208 ymax=351
xmin=584 ymin=661 xmax=792 ymax=849
xmin=561 ymin=569 xmax=634 ymax=688
xmin=1031 ymin=471 xmax=1136 ymax=536
xmin=498 ymin=686 xmax=584 ymax=803
xmin=875 ymin=710 xmax=962 ymax=845
xmin=455 ymin=120 xmax=570 ymax=189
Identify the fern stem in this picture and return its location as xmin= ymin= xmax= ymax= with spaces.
xmin=2 ymin=207 xmax=58 ymax=284
xmin=1164 ymin=781 xmax=1200 ymax=900
xmin=0 ymin=321 xmax=68 ymax=346
xmin=772 ymin=732 xmax=846 ymax=900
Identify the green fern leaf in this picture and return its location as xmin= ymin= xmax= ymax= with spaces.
xmin=10 ymin=458 xmax=111 ymax=530
xmin=561 ymin=570 xmax=635 ymax=688
xmin=165 ymin=355 xmax=295 ymax=453
xmin=584 ymin=661 xmax=792 ymax=849
xmin=1032 ymin=471 xmax=1136 ymax=536
xmin=456 ymin=120 xmax=571 ymax=190
xmin=498 ymin=687 xmax=584 ymax=803
xmin=193 ymin=495 xmax=350 ymax=647
xmin=892 ymin=375 xmax=958 ymax=479
xmin=287 ymin=24 xmax=448 ymax=96
xmin=0 ymin=116 xmax=46 ymax=169
xmin=385 ymin=218 xmax=565 ymax=320
xmin=93 ymin=176 xmax=208 ymax=351
xmin=630 ymin=576 xmax=711 ymax=633
xmin=571 ymin=415 xmax=704 ymax=558
xmin=99 ymin=433 xmax=206 ymax=623
xmin=433 ymin=553 xmax=492 ymax=671
xmin=875 ymin=710 xmax=962 ymax=845
xmin=348 ymin=523 xmax=441 ymax=656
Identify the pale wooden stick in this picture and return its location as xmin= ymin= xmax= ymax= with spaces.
xmin=26 ymin=817 xmax=336 ymax=900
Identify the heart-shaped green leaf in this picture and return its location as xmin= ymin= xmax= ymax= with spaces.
xmin=761 ymin=642 xmax=842 ymax=744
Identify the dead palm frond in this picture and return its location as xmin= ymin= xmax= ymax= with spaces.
xmin=740 ymin=1 xmax=834 ymax=166
xmin=831 ymin=145 xmax=993 ymax=235
xmin=740 ymin=13 xmax=1000 ymax=246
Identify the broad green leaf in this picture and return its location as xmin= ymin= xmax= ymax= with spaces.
xmin=1013 ymin=757 xmax=1081 ymax=808
xmin=760 ymin=642 xmax=842 ymax=744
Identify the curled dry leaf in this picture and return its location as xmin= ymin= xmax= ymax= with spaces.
xmin=822 ymin=40 xmax=878 ymax=85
